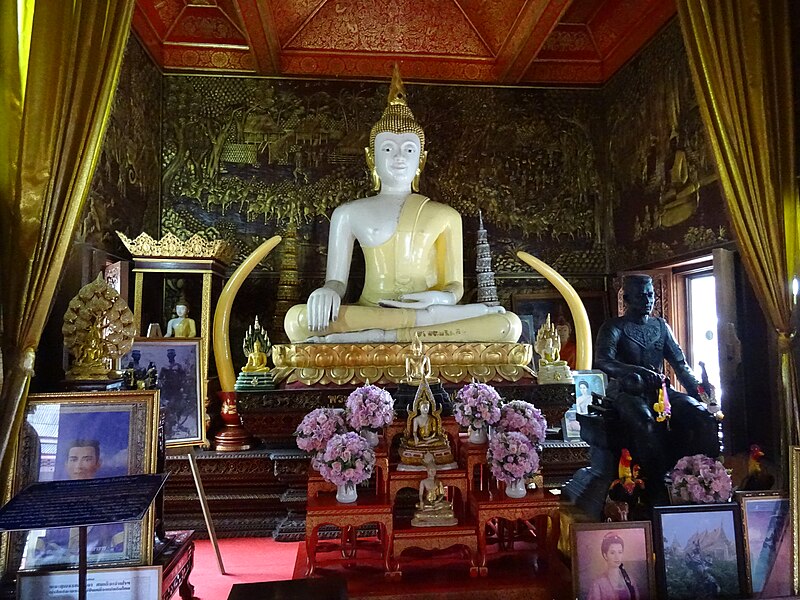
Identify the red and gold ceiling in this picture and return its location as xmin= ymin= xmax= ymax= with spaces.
xmin=132 ymin=0 xmax=676 ymax=85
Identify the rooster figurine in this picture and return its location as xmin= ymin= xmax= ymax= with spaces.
xmin=605 ymin=449 xmax=645 ymax=520
xmin=738 ymin=444 xmax=775 ymax=491
xmin=697 ymin=361 xmax=724 ymax=420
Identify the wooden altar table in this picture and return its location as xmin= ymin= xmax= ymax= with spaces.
xmin=305 ymin=494 xmax=393 ymax=576
xmin=390 ymin=523 xmax=480 ymax=578
xmin=468 ymin=488 xmax=560 ymax=577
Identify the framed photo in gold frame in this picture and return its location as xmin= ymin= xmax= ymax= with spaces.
xmin=121 ymin=338 xmax=205 ymax=447
xmin=736 ymin=490 xmax=789 ymax=595
xmin=1 ymin=391 xmax=159 ymax=577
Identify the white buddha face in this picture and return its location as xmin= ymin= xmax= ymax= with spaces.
xmin=374 ymin=132 xmax=421 ymax=191
xmin=176 ymin=304 xmax=188 ymax=317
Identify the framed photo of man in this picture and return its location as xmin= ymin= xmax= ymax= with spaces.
xmin=571 ymin=521 xmax=656 ymax=600
xmin=512 ymin=290 xmax=608 ymax=370
xmin=121 ymin=338 xmax=204 ymax=447
xmin=3 ymin=391 xmax=159 ymax=575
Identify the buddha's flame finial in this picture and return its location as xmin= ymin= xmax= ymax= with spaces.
xmin=388 ymin=63 xmax=407 ymax=106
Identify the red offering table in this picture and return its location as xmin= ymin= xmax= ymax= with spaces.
xmin=391 ymin=522 xmax=479 ymax=578
xmin=305 ymin=494 xmax=394 ymax=576
xmin=469 ymin=487 xmax=561 ymax=576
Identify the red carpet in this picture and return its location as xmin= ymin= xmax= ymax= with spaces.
xmin=185 ymin=538 xmax=300 ymax=599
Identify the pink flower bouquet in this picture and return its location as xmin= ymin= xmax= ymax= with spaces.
xmin=294 ymin=407 xmax=346 ymax=454
xmin=669 ymin=454 xmax=732 ymax=503
xmin=487 ymin=431 xmax=540 ymax=484
xmin=453 ymin=383 xmax=502 ymax=430
xmin=495 ymin=400 xmax=548 ymax=446
xmin=318 ymin=432 xmax=376 ymax=487
xmin=345 ymin=384 xmax=395 ymax=431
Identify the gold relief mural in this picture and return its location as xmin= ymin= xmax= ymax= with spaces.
xmin=80 ymin=37 xmax=161 ymax=255
xmin=161 ymin=75 xmax=607 ymax=281
xmin=603 ymin=21 xmax=731 ymax=270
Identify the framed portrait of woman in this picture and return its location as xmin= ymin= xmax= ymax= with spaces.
xmin=571 ymin=521 xmax=656 ymax=600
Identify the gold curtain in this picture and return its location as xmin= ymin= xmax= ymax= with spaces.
xmin=0 ymin=0 xmax=134 ymax=479
xmin=677 ymin=0 xmax=799 ymax=444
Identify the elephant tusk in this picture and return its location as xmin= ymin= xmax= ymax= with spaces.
xmin=516 ymin=251 xmax=592 ymax=370
xmin=214 ymin=236 xmax=282 ymax=391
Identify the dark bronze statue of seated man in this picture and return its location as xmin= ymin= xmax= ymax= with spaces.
xmin=594 ymin=274 xmax=720 ymax=503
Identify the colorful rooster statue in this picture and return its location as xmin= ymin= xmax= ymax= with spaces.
xmin=605 ymin=449 xmax=645 ymax=520
xmin=738 ymin=444 xmax=775 ymax=491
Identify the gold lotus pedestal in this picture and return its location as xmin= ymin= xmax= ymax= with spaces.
xmin=271 ymin=342 xmax=533 ymax=386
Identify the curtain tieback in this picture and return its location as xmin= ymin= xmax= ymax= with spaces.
xmin=776 ymin=329 xmax=795 ymax=354
xmin=18 ymin=347 xmax=36 ymax=373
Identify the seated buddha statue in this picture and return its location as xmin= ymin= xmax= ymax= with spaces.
xmin=241 ymin=339 xmax=269 ymax=373
xmin=534 ymin=313 xmax=573 ymax=384
xmin=283 ymin=66 xmax=521 ymax=345
xmin=398 ymin=380 xmax=455 ymax=470
xmin=411 ymin=452 xmax=457 ymax=527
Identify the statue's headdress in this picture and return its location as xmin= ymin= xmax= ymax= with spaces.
xmin=365 ymin=64 xmax=427 ymax=191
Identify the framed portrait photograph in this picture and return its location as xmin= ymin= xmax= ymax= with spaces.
xmin=653 ymin=503 xmax=747 ymax=600
xmin=573 ymin=370 xmax=607 ymax=415
xmin=4 ymin=391 xmax=159 ymax=575
xmin=561 ymin=408 xmax=581 ymax=442
xmin=121 ymin=338 xmax=205 ymax=447
xmin=737 ymin=491 xmax=789 ymax=595
xmin=512 ymin=290 xmax=608 ymax=370
xmin=571 ymin=521 xmax=656 ymax=600
xmin=18 ymin=565 xmax=161 ymax=599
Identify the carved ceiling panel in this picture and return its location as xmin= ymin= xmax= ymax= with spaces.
xmin=132 ymin=0 xmax=676 ymax=85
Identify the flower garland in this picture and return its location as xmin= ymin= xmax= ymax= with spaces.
xmin=345 ymin=384 xmax=395 ymax=431
xmin=487 ymin=431 xmax=540 ymax=484
xmin=453 ymin=382 xmax=501 ymax=430
xmin=294 ymin=408 xmax=346 ymax=453
xmin=669 ymin=454 xmax=732 ymax=503
xmin=318 ymin=432 xmax=376 ymax=487
xmin=494 ymin=400 xmax=547 ymax=446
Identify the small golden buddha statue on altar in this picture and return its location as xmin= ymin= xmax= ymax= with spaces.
xmin=398 ymin=379 xmax=456 ymax=471
xmin=534 ymin=313 xmax=574 ymax=385
xmin=411 ymin=452 xmax=457 ymax=527
xmin=235 ymin=316 xmax=275 ymax=391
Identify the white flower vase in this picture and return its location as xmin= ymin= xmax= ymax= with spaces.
xmin=336 ymin=481 xmax=358 ymax=504
xmin=505 ymin=478 xmax=527 ymax=499
xmin=361 ymin=428 xmax=379 ymax=447
xmin=468 ymin=424 xmax=488 ymax=444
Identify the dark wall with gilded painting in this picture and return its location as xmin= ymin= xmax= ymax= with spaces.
xmin=79 ymin=35 xmax=162 ymax=257
xmin=601 ymin=21 xmax=732 ymax=270
xmin=158 ymin=74 xmax=611 ymax=341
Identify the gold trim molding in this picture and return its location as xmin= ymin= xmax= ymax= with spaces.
xmin=117 ymin=231 xmax=236 ymax=264
xmin=271 ymin=342 xmax=534 ymax=386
